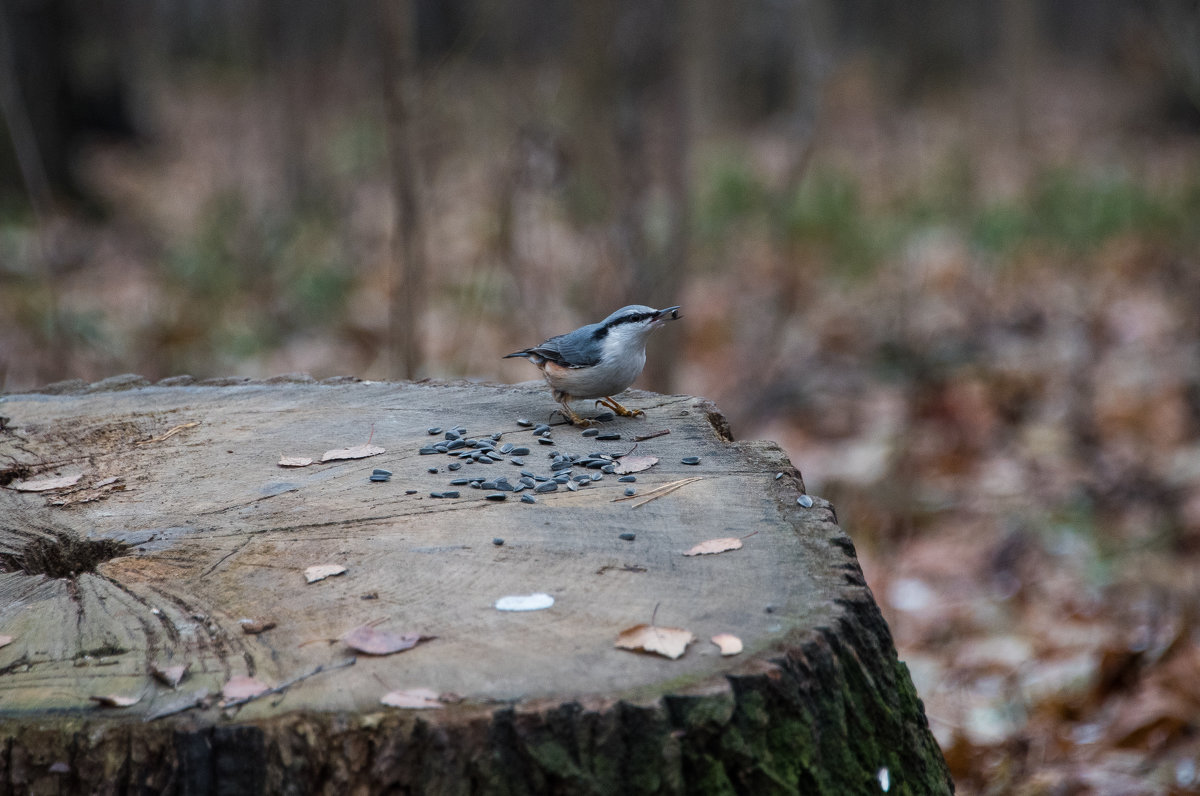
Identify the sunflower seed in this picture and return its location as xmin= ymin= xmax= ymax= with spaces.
xmin=372 ymin=469 xmax=392 ymax=476
xmin=510 ymin=457 xmax=525 ymax=466
xmin=619 ymin=532 xmax=635 ymax=541
xmin=618 ymin=475 xmax=636 ymax=482
xmin=591 ymin=472 xmax=603 ymax=482
xmin=797 ymin=494 xmax=814 ymax=508
xmin=596 ymin=433 xmax=620 ymax=441
xmin=511 ymin=484 xmax=525 ymax=493
xmin=582 ymin=428 xmax=600 ymax=437
xmin=492 ymin=538 xmax=504 ymax=546
xmin=538 ymin=437 xmax=555 ymax=445
xmin=624 ymin=488 xmax=636 ymax=496
xmin=444 ymin=430 xmax=461 ymax=441
xmin=519 ymin=476 xmax=536 ymax=487
xmin=573 ymin=474 xmax=591 ymax=483
xmin=405 ymin=489 xmax=417 ymax=495
xmin=369 ymin=474 xmax=391 ymax=482
xmin=567 ymin=481 xmax=579 ymax=491
xmin=553 ymin=473 xmax=571 ymax=484
xmin=447 ymin=439 xmax=467 ymax=450
xmin=427 ymin=427 xmax=442 ymax=435
xmin=520 ymin=494 xmax=537 ymax=504
xmin=450 ymin=478 xmax=471 ymax=485
xmin=491 ymin=433 xmax=503 ymax=441
xmin=550 ymin=460 xmax=572 ymax=471
xmin=500 ymin=443 xmax=514 ymax=454
xmin=448 ymin=462 xmax=461 ymax=471
xmin=534 ymin=482 xmax=558 ymax=493
xmin=485 ymin=493 xmax=507 ymax=501
xmin=681 ymin=457 xmax=701 ymax=465
xmin=594 ymin=411 xmax=615 ymax=422
xmin=517 ymin=418 xmax=533 ymax=427
xmin=775 ymin=472 xmax=784 ymax=480
xmin=509 ymin=447 xmax=531 ymax=456
xmin=533 ymin=424 xmax=551 ymax=434
xmin=427 ymin=467 xmax=439 ymax=474
xmin=419 ymin=447 xmax=439 ymax=455
xmin=601 ymin=464 xmax=616 ymax=474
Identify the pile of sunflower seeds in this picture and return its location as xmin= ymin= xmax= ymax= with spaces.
xmin=413 ymin=416 xmax=632 ymax=503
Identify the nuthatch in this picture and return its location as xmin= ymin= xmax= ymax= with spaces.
xmin=504 ymin=305 xmax=682 ymax=426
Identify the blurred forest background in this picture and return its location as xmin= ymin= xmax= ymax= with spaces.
xmin=3 ymin=0 xmax=1200 ymax=791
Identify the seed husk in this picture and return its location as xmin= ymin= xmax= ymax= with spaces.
xmin=681 ymin=457 xmax=701 ymax=465
xmin=567 ymin=481 xmax=579 ymax=491
xmin=797 ymin=494 xmax=814 ymax=508
xmin=520 ymin=494 xmax=537 ymax=504
xmin=591 ymin=472 xmax=603 ymax=481
xmin=775 ymin=472 xmax=784 ymax=480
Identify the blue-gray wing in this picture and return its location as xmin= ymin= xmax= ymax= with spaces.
xmin=521 ymin=326 xmax=602 ymax=368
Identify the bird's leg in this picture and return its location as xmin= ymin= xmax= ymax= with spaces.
xmin=598 ymin=396 xmax=645 ymax=418
xmin=556 ymin=400 xmax=598 ymax=427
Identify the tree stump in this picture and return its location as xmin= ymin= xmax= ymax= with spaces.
xmin=0 ymin=376 xmax=951 ymax=794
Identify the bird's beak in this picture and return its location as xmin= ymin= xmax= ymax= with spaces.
xmin=653 ymin=306 xmax=682 ymax=324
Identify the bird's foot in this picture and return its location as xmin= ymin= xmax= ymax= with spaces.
xmin=598 ymin=396 xmax=645 ymax=418
xmin=556 ymin=404 xmax=598 ymax=427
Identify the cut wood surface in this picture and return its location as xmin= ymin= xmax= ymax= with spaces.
xmin=0 ymin=375 xmax=951 ymax=794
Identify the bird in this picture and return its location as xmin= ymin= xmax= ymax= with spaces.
xmin=504 ymin=305 xmax=682 ymax=426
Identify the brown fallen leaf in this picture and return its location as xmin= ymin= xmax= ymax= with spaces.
xmin=239 ymin=617 xmax=276 ymax=634
xmin=683 ymin=537 xmax=743 ymax=556
xmin=0 ymin=635 xmax=12 ymax=649
xmin=304 ymin=564 xmax=347 ymax=583
xmin=278 ymin=455 xmax=314 ymax=468
xmin=150 ymin=662 xmax=190 ymax=688
xmin=342 ymin=625 xmax=429 ymax=655
xmin=380 ymin=688 xmax=444 ymax=709
xmin=320 ymin=444 xmax=385 ymax=462
xmin=614 ymin=456 xmax=659 ymax=475
xmin=222 ymin=675 xmax=270 ymax=702
xmin=615 ymin=624 xmax=696 ymax=660
xmin=711 ymin=633 xmax=744 ymax=656
xmin=9 ymin=473 xmax=82 ymax=492
xmin=89 ymin=694 xmax=140 ymax=708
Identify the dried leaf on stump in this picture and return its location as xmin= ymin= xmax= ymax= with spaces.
xmin=278 ymin=455 xmax=313 ymax=468
xmin=150 ymin=663 xmax=190 ymax=688
xmin=683 ymin=537 xmax=743 ymax=556
xmin=342 ymin=625 xmax=429 ymax=655
xmin=89 ymin=694 xmax=140 ymax=708
xmin=321 ymin=444 xmax=385 ymax=462
xmin=239 ymin=617 xmax=276 ymax=634
xmin=222 ymin=675 xmax=270 ymax=702
xmin=614 ymin=456 xmax=658 ymax=475
xmin=711 ymin=633 xmax=744 ymax=656
xmin=9 ymin=474 xmax=82 ymax=492
xmin=615 ymin=624 xmax=695 ymax=660
xmin=380 ymin=688 xmax=444 ymax=709
xmin=304 ymin=564 xmax=347 ymax=583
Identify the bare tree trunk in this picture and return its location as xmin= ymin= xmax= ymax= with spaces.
xmin=380 ymin=0 xmax=425 ymax=380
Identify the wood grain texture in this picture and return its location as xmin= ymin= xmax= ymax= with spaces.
xmin=0 ymin=376 xmax=951 ymax=794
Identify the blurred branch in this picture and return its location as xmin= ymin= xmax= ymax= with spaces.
xmin=380 ymin=0 xmax=426 ymax=380
xmin=0 ymin=2 xmax=53 ymax=216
